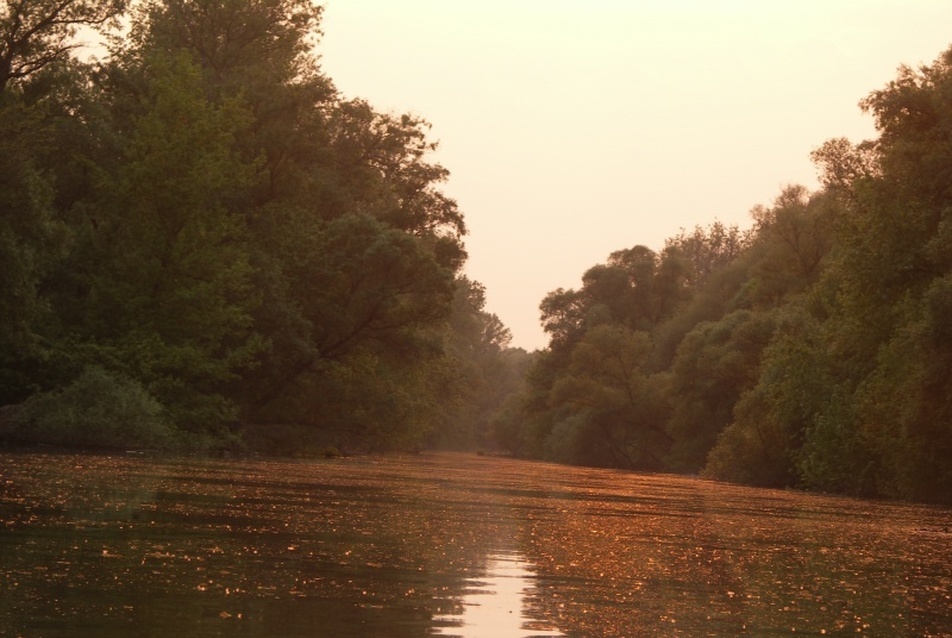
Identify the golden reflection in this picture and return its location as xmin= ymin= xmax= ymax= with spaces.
xmin=0 ymin=452 xmax=950 ymax=637
xmin=433 ymin=551 xmax=564 ymax=637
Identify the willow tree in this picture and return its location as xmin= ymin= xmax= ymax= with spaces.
xmin=2 ymin=0 xmax=472 ymax=452
xmin=0 ymin=0 xmax=127 ymax=404
xmin=800 ymin=48 xmax=952 ymax=502
xmin=0 ymin=0 xmax=126 ymax=92
xmin=706 ymin=47 xmax=952 ymax=503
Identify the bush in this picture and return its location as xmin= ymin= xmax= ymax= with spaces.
xmin=8 ymin=366 xmax=176 ymax=449
xmin=703 ymin=387 xmax=798 ymax=488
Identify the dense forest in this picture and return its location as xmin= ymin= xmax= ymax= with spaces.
xmin=0 ymin=0 xmax=526 ymax=455
xmin=495 ymin=49 xmax=952 ymax=505
xmin=2 ymin=1 xmax=951 ymax=506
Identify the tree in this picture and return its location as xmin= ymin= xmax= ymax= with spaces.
xmin=709 ymin=46 xmax=952 ymax=503
xmin=540 ymin=287 xmax=588 ymax=350
xmin=0 ymin=0 xmax=484 ymax=455
xmin=523 ymin=232 xmax=747 ymax=469
xmin=53 ymin=52 xmax=263 ymax=434
xmin=0 ymin=0 xmax=126 ymax=93
xmin=240 ymin=210 xmax=457 ymax=436
xmin=665 ymin=309 xmax=776 ymax=473
xmin=122 ymin=0 xmax=335 ymax=207
xmin=489 ymin=45 xmax=952 ymax=505
xmin=327 ymin=99 xmax=466 ymax=240
xmin=427 ymin=276 xmax=524 ymax=450
xmin=0 ymin=101 xmax=63 ymax=403
xmin=663 ymin=220 xmax=751 ymax=287
xmin=740 ymin=186 xmax=837 ymax=308
xmin=547 ymin=325 xmax=671 ymax=469
xmin=107 ymin=0 xmax=468 ymax=449
xmin=704 ymin=304 xmax=827 ymax=488
xmin=807 ymin=47 xmax=952 ymax=502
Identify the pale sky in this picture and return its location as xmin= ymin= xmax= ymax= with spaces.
xmin=318 ymin=1 xmax=952 ymax=351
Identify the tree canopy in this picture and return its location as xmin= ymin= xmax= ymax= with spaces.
xmin=496 ymin=46 xmax=952 ymax=505
xmin=3 ymin=2 xmax=951 ymax=505
xmin=0 ymin=0 xmax=517 ymax=455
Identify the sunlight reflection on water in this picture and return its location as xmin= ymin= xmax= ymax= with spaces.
xmin=2 ymin=451 xmax=951 ymax=637
xmin=433 ymin=551 xmax=565 ymax=638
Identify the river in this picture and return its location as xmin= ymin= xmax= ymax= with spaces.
xmin=1 ymin=451 xmax=950 ymax=637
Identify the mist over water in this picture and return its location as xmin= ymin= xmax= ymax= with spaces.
xmin=1 ymin=451 xmax=950 ymax=637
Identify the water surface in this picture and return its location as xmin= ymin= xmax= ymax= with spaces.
xmin=1 ymin=451 xmax=950 ymax=637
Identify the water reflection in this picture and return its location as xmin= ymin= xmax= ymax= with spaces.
xmin=1 ymin=451 xmax=951 ymax=637
xmin=433 ymin=551 xmax=564 ymax=638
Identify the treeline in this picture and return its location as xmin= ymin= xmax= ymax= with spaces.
xmin=495 ymin=47 xmax=952 ymax=505
xmin=0 ymin=0 xmax=523 ymax=454
xmin=4 ymin=1 xmax=951 ymax=506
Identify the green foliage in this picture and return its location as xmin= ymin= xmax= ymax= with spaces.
xmin=426 ymin=277 xmax=529 ymax=450
xmin=665 ymin=309 xmax=776 ymax=472
xmin=307 ymin=213 xmax=455 ymax=357
xmin=0 ymin=0 xmax=127 ymax=92
xmin=742 ymin=186 xmax=837 ymax=307
xmin=538 ymin=325 xmax=672 ymax=469
xmin=5 ymin=366 xmax=175 ymax=449
xmin=6 ymin=0 xmax=952 ymax=506
xmin=327 ymin=99 xmax=466 ymax=241
xmin=58 ymin=51 xmax=264 ymax=432
xmin=1 ymin=0 xmax=481 ymax=455
xmin=505 ymin=43 xmax=952 ymax=505
xmin=705 ymin=306 xmax=828 ymax=487
xmin=703 ymin=47 xmax=952 ymax=504
xmin=702 ymin=389 xmax=795 ymax=488
xmin=791 ymin=47 xmax=952 ymax=504
xmin=512 ymin=224 xmax=754 ymax=468
xmin=0 ymin=101 xmax=64 ymax=403
xmin=663 ymin=221 xmax=752 ymax=287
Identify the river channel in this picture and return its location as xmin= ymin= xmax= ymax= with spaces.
xmin=1 ymin=451 xmax=950 ymax=637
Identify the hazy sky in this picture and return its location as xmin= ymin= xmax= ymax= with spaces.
xmin=318 ymin=1 xmax=952 ymax=351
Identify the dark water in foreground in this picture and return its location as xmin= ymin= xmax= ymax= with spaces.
xmin=1 ymin=452 xmax=950 ymax=637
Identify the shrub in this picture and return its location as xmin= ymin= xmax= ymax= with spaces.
xmin=8 ymin=366 xmax=176 ymax=449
